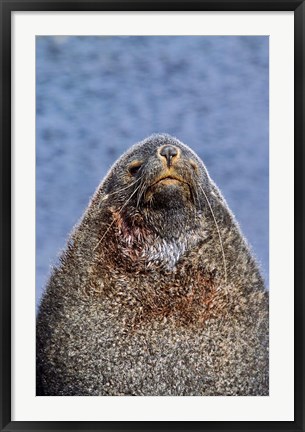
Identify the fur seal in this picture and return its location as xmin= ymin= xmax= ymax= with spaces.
xmin=36 ymin=133 xmax=268 ymax=396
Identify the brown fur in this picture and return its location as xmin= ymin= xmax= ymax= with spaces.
xmin=37 ymin=134 xmax=268 ymax=396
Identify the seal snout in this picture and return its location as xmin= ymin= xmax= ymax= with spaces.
xmin=158 ymin=144 xmax=180 ymax=168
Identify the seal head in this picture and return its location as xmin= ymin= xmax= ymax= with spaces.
xmin=94 ymin=134 xmax=229 ymax=273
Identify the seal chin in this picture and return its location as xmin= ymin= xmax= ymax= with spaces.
xmin=145 ymin=177 xmax=192 ymax=210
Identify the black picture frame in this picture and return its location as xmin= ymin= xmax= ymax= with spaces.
xmin=1 ymin=1 xmax=304 ymax=431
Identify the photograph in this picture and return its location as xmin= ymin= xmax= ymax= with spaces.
xmin=2 ymin=3 xmax=303 ymax=430
xmin=36 ymin=35 xmax=269 ymax=396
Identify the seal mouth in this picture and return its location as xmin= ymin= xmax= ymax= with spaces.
xmin=140 ymin=165 xmax=197 ymax=209
xmin=144 ymin=172 xmax=193 ymax=206
xmin=152 ymin=175 xmax=186 ymax=187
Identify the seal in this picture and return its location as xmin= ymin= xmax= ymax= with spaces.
xmin=36 ymin=133 xmax=268 ymax=396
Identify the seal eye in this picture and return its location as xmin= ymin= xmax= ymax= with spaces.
xmin=128 ymin=161 xmax=143 ymax=176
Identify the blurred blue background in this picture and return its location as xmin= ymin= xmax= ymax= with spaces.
xmin=36 ymin=36 xmax=269 ymax=306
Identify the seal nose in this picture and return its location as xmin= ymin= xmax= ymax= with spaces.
xmin=159 ymin=145 xmax=179 ymax=168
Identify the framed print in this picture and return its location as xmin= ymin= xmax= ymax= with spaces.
xmin=1 ymin=1 xmax=304 ymax=431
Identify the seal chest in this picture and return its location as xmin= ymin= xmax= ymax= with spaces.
xmin=36 ymin=134 xmax=269 ymax=396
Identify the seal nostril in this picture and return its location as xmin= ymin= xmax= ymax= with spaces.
xmin=159 ymin=145 xmax=179 ymax=167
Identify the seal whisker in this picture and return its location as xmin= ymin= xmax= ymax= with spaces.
xmin=136 ymin=179 xmax=148 ymax=209
xmin=198 ymin=183 xmax=228 ymax=286
xmin=103 ymin=177 xmax=142 ymax=199
xmin=190 ymin=183 xmax=200 ymax=213
xmin=94 ymin=183 xmax=142 ymax=251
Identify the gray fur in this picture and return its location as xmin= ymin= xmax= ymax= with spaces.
xmin=36 ymin=134 xmax=269 ymax=396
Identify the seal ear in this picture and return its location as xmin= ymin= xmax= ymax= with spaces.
xmin=209 ymin=179 xmax=237 ymax=226
xmin=209 ymin=179 xmax=228 ymax=207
